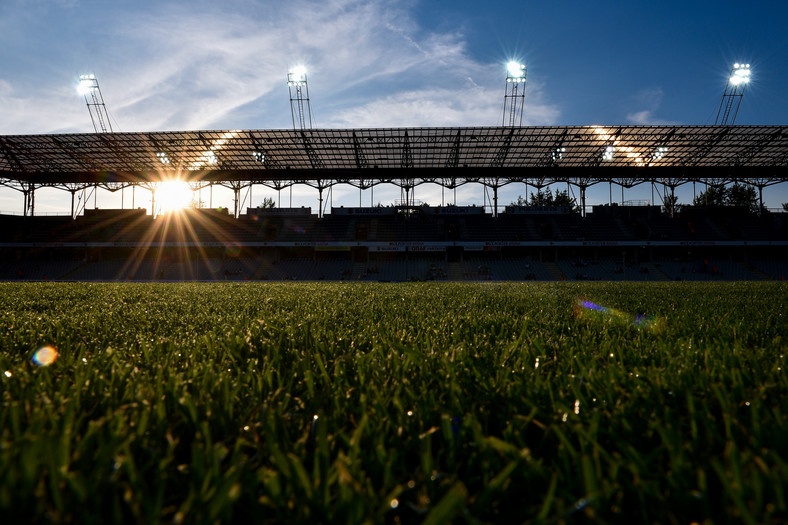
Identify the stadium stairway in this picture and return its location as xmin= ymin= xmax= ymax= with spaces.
xmin=703 ymin=217 xmax=728 ymax=239
xmin=251 ymin=258 xmax=274 ymax=280
xmin=59 ymin=260 xmax=95 ymax=280
xmin=642 ymin=262 xmax=671 ymax=281
xmin=543 ymin=261 xmax=563 ymax=281
xmin=351 ymin=261 xmax=367 ymax=280
xmin=448 ymin=262 xmax=464 ymax=280
xmin=736 ymin=261 xmax=770 ymax=280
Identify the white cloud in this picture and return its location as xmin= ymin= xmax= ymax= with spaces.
xmin=625 ymin=88 xmax=678 ymax=125
xmin=0 ymin=0 xmax=561 ymax=133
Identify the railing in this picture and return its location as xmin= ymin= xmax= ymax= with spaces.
xmin=0 ymin=210 xmax=72 ymax=217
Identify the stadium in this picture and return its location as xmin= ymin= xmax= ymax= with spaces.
xmin=1 ymin=124 xmax=787 ymax=282
xmin=3 ymin=37 xmax=788 ymax=520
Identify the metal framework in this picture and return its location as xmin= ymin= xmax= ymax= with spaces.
xmin=78 ymin=75 xmax=113 ymax=134
xmin=1 ymin=125 xmax=786 ymax=217
xmin=503 ymin=63 xmax=527 ymax=127
xmin=716 ymin=64 xmax=750 ymax=126
xmin=287 ymin=68 xmax=314 ymax=130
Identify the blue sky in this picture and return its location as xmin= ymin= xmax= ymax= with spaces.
xmin=1 ymin=0 xmax=787 ymax=212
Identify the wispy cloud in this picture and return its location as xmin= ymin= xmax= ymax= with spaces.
xmin=625 ymin=88 xmax=678 ymax=125
xmin=0 ymin=0 xmax=560 ymax=134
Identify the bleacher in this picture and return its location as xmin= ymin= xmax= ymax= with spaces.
xmin=2 ymin=205 xmax=786 ymax=281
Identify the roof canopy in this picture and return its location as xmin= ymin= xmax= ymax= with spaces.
xmin=1 ymin=126 xmax=787 ymax=186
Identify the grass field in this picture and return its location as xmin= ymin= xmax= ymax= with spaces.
xmin=0 ymin=281 xmax=786 ymax=523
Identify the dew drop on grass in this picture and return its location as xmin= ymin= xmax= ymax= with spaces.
xmin=534 ymin=357 xmax=540 ymax=369
xmin=390 ymin=499 xmax=399 ymax=509
xmin=3 ymin=371 xmax=11 ymax=378
xmin=574 ymin=400 xmax=580 ymax=415
xmin=574 ymin=498 xmax=590 ymax=511
xmin=32 ymin=346 xmax=58 ymax=366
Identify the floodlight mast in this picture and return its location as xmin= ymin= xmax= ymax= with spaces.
xmin=502 ymin=62 xmax=527 ymax=127
xmin=287 ymin=67 xmax=314 ymax=130
xmin=78 ymin=74 xmax=113 ymax=133
xmin=715 ymin=63 xmax=751 ymax=126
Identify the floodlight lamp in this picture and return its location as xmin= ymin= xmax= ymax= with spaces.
xmin=253 ymin=151 xmax=265 ymax=163
xmin=506 ymin=61 xmax=526 ymax=79
xmin=76 ymin=75 xmax=97 ymax=96
xmin=729 ymin=63 xmax=751 ymax=85
xmin=288 ymin=65 xmax=308 ymax=85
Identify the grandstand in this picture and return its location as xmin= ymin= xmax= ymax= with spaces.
xmin=1 ymin=126 xmax=786 ymax=281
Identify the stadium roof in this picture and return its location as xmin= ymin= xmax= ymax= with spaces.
xmin=1 ymin=125 xmax=787 ymax=186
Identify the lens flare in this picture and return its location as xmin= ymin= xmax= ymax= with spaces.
xmin=32 ymin=346 xmax=58 ymax=366
xmin=575 ymin=298 xmax=663 ymax=331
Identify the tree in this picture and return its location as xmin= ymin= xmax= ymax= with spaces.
xmin=693 ymin=185 xmax=727 ymax=207
xmin=510 ymin=188 xmax=580 ymax=213
xmin=663 ymin=193 xmax=679 ymax=217
xmin=727 ymin=183 xmax=759 ymax=213
xmin=692 ymin=183 xmax=758 ymax=213
xmin=258 ymin=197 xmax=276 ymax=209
xmin=189 ymin=195 xmax=206 ymax=209
xmin=783 ymin=202 xmax=788 ymax=212
xmin=551 ymin=189 xmax=578 ymax=211
xmin=510 ymin=195 xmax=527 ymax=206
xmin=528 ymin=189 xmax=553 ymax=207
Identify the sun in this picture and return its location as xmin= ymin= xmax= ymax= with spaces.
xmin=157 ymin=180 xmax=194 ymax=213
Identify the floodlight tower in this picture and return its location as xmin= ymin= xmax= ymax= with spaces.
xmin=715 ymin=63 xmax=751 ymax=126
xmin=77 ymin=74 xmax=113 ymax=133
xmin=287 ymin=66 xmax=314 ymax=129
xmin=502 ymin=61 xmax=527 ymax=127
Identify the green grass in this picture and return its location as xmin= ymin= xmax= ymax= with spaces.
xmin=0 ymin=281 xmax=786 ymax=523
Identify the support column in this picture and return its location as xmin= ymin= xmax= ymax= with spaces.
xmin=758 ymin=186 xmax=764 ymax=213
xmin=23 ymin=183 xmax=35 ymax=217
